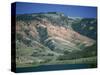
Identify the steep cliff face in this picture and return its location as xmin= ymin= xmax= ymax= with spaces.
xmin=16 ymin=12 xmax=97 ymax=67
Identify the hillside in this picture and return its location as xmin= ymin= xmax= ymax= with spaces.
xmin=72 ymin=18 xmax=97 ymax=40
xmin=16 ymin=12 xmax=97 ymax=67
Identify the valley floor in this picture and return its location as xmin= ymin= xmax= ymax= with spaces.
xmin=16 ymin=56 xmax=97 ymax=68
